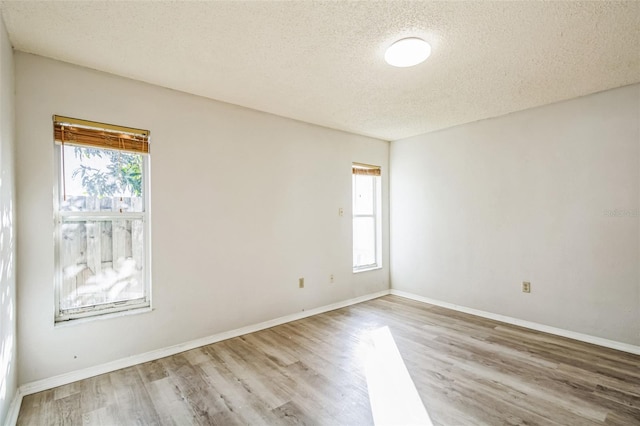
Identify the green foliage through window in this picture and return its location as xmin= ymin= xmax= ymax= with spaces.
xmin=71 ymin=147 xmax=142 ymax=197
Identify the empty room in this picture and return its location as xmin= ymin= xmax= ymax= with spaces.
xmin=0 ymin=1 xmax=638 ymax=425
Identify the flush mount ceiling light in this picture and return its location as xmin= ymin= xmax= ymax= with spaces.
xmin=384 ymin=37 xmax=431 ymax=67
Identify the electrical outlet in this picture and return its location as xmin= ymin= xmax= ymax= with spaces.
xmin=338 ymin=208 xmax=344 ymax=217
xmin=522 ymin=281 xmax=531 ymax=293
xmin=330 ymin=274 xmax=334 ymax=283
xmin=299 ymin=277 xmax=304 ymax=288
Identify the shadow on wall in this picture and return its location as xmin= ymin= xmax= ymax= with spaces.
xmin=0 ymin=186 xmax=16 ymax=419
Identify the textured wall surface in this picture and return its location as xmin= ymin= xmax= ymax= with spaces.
xmin=15 ymin=52 xmax=390 ymax=384
xmin=391 ymin=84 xmax=640 ymax=346
xmin=0 ymin=11 xmax=16 ymax=425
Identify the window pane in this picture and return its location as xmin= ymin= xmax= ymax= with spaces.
xmin=353 ymin=216 xmax=375 ymax=267
xmin=59 ymin=218 xmax=145 ymax=311
xmin=61 ymin=145 xmax=143 ymax=212
xmin=353 ymin=174 xmax=374 ymax=215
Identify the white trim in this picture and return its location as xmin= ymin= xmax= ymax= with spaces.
xmin=390 ymin=289 xmax=640 ymax=356
xmin=53 ymin=144 xmax=152 ymax=323
xmin=54 ymin=306 xmax=153 ymax=328
xmin=352 ymin=172 xmax=382 ymax=272
xmin=353 ymin=265 xmax=383 ymax=274
xmin=4 ymin=389 xmax=23 ymax=426
xmin=59 ymin=211 xmax=145 ymax=220
xmin=17 ymin=290 xmax=391 ymax=400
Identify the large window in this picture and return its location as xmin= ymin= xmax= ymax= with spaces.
xmin=353 ymin=163 xmax=381 ymax=271
xmin=53 ymin=115 xmax=151 ymax=322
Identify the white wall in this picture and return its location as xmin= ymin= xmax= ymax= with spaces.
xmin=0 ymin=12 xmax=17 ymax=425
xmin=391 ymin=84 xmax=640 ymax=346
xmin=15 ymin=53 xmax=389 ymax=384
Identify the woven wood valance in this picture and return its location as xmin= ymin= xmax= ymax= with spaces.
xmin=352 ymin=162 xmax=381 ymax=176
xmin=53 ymin=115 xmax=150 ymax=154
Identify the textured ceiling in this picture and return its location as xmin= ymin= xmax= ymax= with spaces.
xmin=1 ymin=1 xmax=639 ymax=141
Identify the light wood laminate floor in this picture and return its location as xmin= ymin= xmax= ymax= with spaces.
xmin=17 ymin=295 xmax=640 ymax=425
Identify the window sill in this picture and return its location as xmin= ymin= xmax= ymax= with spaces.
xmin=55 ymin=306 xmax=153 ymax=328
xmin=353 ymin=265 xmax=383 ymax=274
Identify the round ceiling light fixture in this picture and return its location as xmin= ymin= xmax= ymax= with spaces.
xmin=384 ymin=37 xmax=431 ymax=67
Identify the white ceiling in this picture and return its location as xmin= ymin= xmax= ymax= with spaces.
xmin=1 ymin=1 xmax=639 ymax=141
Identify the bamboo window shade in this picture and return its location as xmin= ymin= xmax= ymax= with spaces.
xmin=53 ymin=115 xmax=150 ymax=154
xmin=352 ymin=163 xmax=381 ymax=176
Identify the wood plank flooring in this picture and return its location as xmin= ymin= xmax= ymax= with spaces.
xmin=17 ymin=295 xmax=640 ymax=425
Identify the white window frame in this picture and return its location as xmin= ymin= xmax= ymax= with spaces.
xmin=352 ymin=164 xmax=382 ymax=272
xmin=53 ymin=141 xmax=152 ymax=322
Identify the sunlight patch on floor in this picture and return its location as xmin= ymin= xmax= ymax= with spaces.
xmin=365 ymin=326 xmax=433 ymax=426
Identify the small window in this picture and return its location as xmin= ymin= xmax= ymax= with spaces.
xmin=53 ymin=116 xmax=151 ymax=322
xmin=353 ymin=163 xmax=382 ymax=271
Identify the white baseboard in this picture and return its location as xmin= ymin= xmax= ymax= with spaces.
xmin=4 ymin=389 xmax=23 ymax=426
xmin=16 ymin=289 xmax=391 ymax=403
xmin=390 ymin=289 xmax=640 ymax=356
xmin=13 ymin=287 xmax=634 ymax=426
